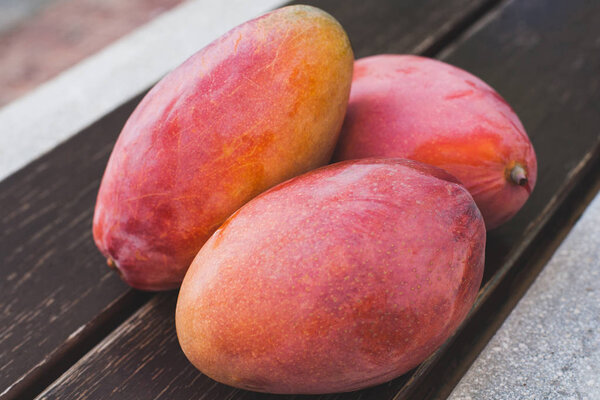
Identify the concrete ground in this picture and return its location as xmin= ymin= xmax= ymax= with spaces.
xmin=450 ymin=193 xmax=600 ymax=399
xmin=0 ymin=0 xmax=186 ymax=108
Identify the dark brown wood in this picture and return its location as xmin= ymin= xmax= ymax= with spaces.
xmin=287 ymin=0 xmax=500 ymax=58
xmin=33 ymin=0 xmax=600 ymax=399
xmin=0 ymin=1 xmax=496 ymax=399
xmin=396 ymin=0 xmax=600 ymax=396
xmin=35 ymin=294 xmax=411 ymax=400
xmin=0 ymin=93 xmax=152 ymax=400
xmin=399 ymin=143 xmax=600 ymax=400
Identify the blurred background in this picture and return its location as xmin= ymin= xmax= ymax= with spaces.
xmin=0 ymin=0 xmax=186 ymax=107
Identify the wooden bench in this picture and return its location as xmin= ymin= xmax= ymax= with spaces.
xmin=1 ymin=0 xmax=599 ymax=398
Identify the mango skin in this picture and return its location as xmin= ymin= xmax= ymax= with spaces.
xmin=334 ymin=55 xmax=537 ymax=229
xmin=92 ymin=5 xmax=354 ymax=290
xmin=176 ymin=158 xmax=485 ymax=394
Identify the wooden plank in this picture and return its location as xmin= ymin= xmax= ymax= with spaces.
xmin=396 ymin=0 xmax=600 ymax=396
xmin=36 ymin=294 xmax=408 ymax=400
xmin=287 ymin=0 xmax=500 ymax=58
xmin=0 ymin=94 xmax=152 ymax=400
xmin=0 ymin=0 xmax=494 ymax=399
xmin=422 ymin=146 xmax=600 ymax=399
xmin=35 ymin=0 xmax=600 ymax=399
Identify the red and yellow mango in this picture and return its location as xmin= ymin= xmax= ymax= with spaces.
xmin=176 ymin=158 xmax=485 ymax=394
xmin=93 ymin=5 xmax=354 ymax=290
xmin=334 ymin=55 xmax=537 ymax=229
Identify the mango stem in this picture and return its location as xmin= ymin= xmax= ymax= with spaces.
xmin=510 ymin=164 xmax=528 ymax=186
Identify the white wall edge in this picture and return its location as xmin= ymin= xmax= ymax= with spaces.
xmin=0 ymin=0 xmax=285 ymax=181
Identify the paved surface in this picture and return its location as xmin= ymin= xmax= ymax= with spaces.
xmin=450 ymin=193 xmax=600 ymax=399
xmin=0 ymin=0 xmax=57 ymax=34
xmin=0 ymin=0 xmax=185 ymax=107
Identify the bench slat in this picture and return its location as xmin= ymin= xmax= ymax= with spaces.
xmin=0 ymin=95 xmax=151 ymax=400
xmin=398 ymin=0 xmax=600 ymax=396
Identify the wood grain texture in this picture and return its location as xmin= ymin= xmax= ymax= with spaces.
xmin=0 ymin=0 xmax=495 ymax=399
xmin=401 ymin=142 xmax=600 ymax=400
xmin=0 ymin=94 xmax=152 ymax=400
xmin=397 ymin=0 xmax=600 ymax=397
xmin=34 ymin=0 xmax=600 ymax=399
xmin=287 ymin=0 xmax=498 ymax=58
xmin=36 ymin=294 xmax=410 ymax=400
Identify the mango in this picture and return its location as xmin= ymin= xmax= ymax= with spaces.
xmin=92 ymin=5 xmax=354 ymax=290
xmin=334 ymin=55 xmax=537 ymax=229
xmin=176 ymin=158 xmax=485 ymax=394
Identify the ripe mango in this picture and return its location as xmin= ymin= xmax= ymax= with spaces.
xmin=334 ymin=55 xmax=537 ymax=229
xmin=92 ymin=5 xmax=354 ymax=290
xmin=176 ymin=158 xmax=485 ymax=394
